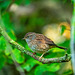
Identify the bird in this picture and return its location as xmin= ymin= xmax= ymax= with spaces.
xmin=23 ymin=32 xmax=67 ymax=60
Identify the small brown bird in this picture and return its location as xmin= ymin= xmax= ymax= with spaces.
xmin=23 ymin=32 xmax=67 ymax=60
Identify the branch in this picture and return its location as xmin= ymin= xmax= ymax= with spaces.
xmin=0 ymin=26 xmax=71 ymax=64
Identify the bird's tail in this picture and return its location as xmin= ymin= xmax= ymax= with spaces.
xmin=56 ymin=45 xmax=67 ymax=50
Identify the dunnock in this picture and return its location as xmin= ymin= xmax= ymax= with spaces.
xmin=23 ymin=32 xmax=67 ymax=60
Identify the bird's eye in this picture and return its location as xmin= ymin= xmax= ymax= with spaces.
xmin=27 ymin=35 xmax=33 ymax=38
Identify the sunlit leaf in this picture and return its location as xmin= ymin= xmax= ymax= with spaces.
xmin=35 ymin=63 xmax=60 ymax=75
xmin=5 ymin=42 xmax=10 ymax=55
xmin=12 ymin=49 xmax=25 ymax=64
xmin=60 ymin=25 xmax=66 ymax=35
xmin=48 ymin=63 xmax=60 ymax=72
xmin=5 ymin=46 xmax=10 ymax=55
xmin=8 ymin=30 xmax=16 ymax=41
xmin=45 ymin=48 xmax=65 ymax=58
xmin=21 ymin=58 xmax=38 ymax=72
xmin=51 ymin=48 xmax=66 ymax=53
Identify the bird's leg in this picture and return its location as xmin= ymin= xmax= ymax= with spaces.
xmin=39 ymin=52 xmax=46 ymax=60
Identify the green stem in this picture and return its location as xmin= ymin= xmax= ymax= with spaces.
xmin=71 ymin=0 xmax=75 ymax=74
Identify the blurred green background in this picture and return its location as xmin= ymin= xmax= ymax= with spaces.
xmin=0 ymin=0 xmax=73 ymax=75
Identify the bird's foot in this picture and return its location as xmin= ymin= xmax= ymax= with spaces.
xmin=39 ymin=52 xmax=46 ymax=61
xmin=39 ymin=56 xmax=42 ymax=61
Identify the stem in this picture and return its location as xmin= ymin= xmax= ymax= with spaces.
xmin=71 ymin=1 xmax=75 ymax=74
xmin=0 ymin=26 xmax=71 ymax=64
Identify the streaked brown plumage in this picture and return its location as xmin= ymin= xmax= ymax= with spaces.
xmin=23 ymin=32 xmax=67 ymax=60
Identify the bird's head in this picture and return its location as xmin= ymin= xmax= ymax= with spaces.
xmin=23 ymin=32 xmax=36 ymax=42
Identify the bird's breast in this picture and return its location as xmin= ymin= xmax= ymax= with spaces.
xmin=28 ymin=40 xmax=50 ymax=53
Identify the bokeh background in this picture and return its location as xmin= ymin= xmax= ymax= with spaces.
xmin=0 ymin=0 xmax=73 ymax=75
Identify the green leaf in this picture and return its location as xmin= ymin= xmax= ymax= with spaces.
xmin=35 ymin=63 xmax=60 ymax=75
xmin=0 ymin=1 xmax=11 ymax=12
xmin=45 ymin=48 xmax=65 ymax=58
xmin=15 ymin=0 xmax=31 ymax=5
xmin=42 ymin=71 xmax=56 ymax=75
xmin=0 ymin=36 xmax=6 ymax=51
xmin=0 ymin=54 xmax=6 ymax=69
xmin=5 ymin=47 xmax=10 ymax=55
xmin=63 ymin=0 xmax=67 ymax=3
xmin=48 ymin=63 xmax=60 ymax=72
xmin=25 ymin=44 xmax=31 ymax=51
xmin=60 ymin=25 xmax=66 ymax=35
xmin=25 ymin=0 xmax=31 ymax=5
xmin=5 ymin=41 xmax=13 ymax=64
xmin=35 ymin=65 xmax=48 ymax=75
xmin=16 ymin=65 xmax=24 ymax=72
xmin=8 ymin=30 xmax=16 ymax=41
xmin=51 ymin=47 xmax=65 ymax=53
xmin=2 ymin=13 xmax=13 ymax=29
xmin=63 ymin=70 xmax=72 ymax=75
xmin=2 ymin=13 xmax=16 ymax=40
xmin=7 ymin=56 xmax=13 ymax=64
xmin=21 ymin=58 xmax=38 ymax=72
xmin=15 ymin=0 xmax=24 ymax=5
xmin=5 ymin=41 xmax=11 ymax=55
xmin=12 ymin=49 xmax=25 ymax=64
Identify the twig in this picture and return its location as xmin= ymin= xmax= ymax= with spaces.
xmin=0 ymin=26 xmax=71 ymax=64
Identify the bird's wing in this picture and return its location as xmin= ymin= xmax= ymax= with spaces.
xmin=44 ymin=36 xmax=56 ymax=46
xmin=36 ymin=35 xmax=45 ymax=44
xmin=36 ymin=34 xmax=56 ymax=46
